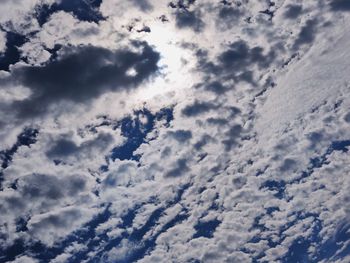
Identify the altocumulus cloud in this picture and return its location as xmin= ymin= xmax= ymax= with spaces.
xmin=1 ymin=0 xmax=350 ymax=262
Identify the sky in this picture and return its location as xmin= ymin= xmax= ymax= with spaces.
xmin=0 ymin=0 xmax=350 ymax=262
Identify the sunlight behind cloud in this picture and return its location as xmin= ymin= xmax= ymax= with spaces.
xmin=135 ymin=22 xmax=196 ymax=101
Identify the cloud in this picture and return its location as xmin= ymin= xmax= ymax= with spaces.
xmin=18 ymin=173 xmax=87 ymax=201
xmin=218 ymin=40 xmax=273 ymax=70
xmin=0 ymin=0 xmax=350 ymax=262
xmin=130 ymin=0 xmax=153 ymax=12
xmin=344 ymin=112 xmax=350 ymax=123
xmin=167 ymin=130 xmax=192 ymax=143
xmin=0 ymin=0 xmax=41 ymax=25
xmin=165 ymin=158 xmax=190 ymax=177
xmin=293 ymin=19 xmax=318 ymax=49
xmin=8 ymin=41 xmax=160 ymax=118
xmin=217 ymin=5 xmax=243 ymax=29
xmin=194 ymin=39 xmax=275 ymax=88
xmin=46 ymin=133 xmax=115 ymax=161
xmin=283 ymin=4 xmax=303 ymax=19
xmin=330 ymin=0 xmax=350 ymax=11
xmin=27 ymin=206 xmax=96 ymax=246
xmin=222 ymin=124 xmax=243 ymax=151
xmin=181 ymin=100 xmax=217 ymax=117
xmin=174 ymin=10 xmax=205 ymax=32
xmin=202 ymin=81 xmax=228 ymax=94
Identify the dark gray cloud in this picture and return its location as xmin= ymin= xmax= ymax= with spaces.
xmin=219 ymin=40 xmax=273 ymax=70
xmin=196 ymin=40 xmax=275 ymax=79
xmin=31 ymin=209 xmax=81 ymax=228
xmin=165 ymin=158 xmax=189 ymax=177
xmin=130 ymin=0 xmax=153 ymax=11
xmin=203 ymin=81 xmax=228 ymax=94
xmin=195 ymin=40 xmax=275 ymax=88
xmin=167 ymin=130 xmax=192 ymax=143
xmin=19 ymin=173 xmax=87 ymax=201
xmin=175 ymin=10 xmax=205 ymax=32
xmin=279 ymin=158 xmax=298 ymax=172
xmin=194 ymin=134 xmax=214 ymax=150
xmin=235 ymin=70 xmax=255 ymax=84
xmin=181 ymin=100 xmax=217 ymax=117
xmin=0 ymin=172 xmax=88 ymax=228
xmin=46 ymin=139 xmax=78 ymax=158
xmin=9 ymin=41 xmax=160 ymax=118
xmin=46 ymin=133 xmax=114 ymax=160
xmin=27 ymin=207 xmax=89 ymax=244
xmin=330 ymin=0 xmax=350 ymax=11
xmin=344 ymin=112 xmax=350 ymax=123
xmin=283 ymin=4 xmax=303 ymax=19
xmin=206 ymin=117 xmax=228 ymax=126
xmin=293 ymin=19 xmax=318 ymax=49
xmin=216 ymin=5 xmax=243 ymax=29
xmin=306 ymin=131 xmax=324 ymax=150
xmin=222 ymin=124 xmax=242 ymax=150
xmin=169 ymin=0 xmax=203 ymax=32
xmin=193 ymin=40 xmax=275 ymax=97
xmin=218 ymin=5 xmax=241 ymax=21
xmin=169 ymin=0 xmax=197 ymax=10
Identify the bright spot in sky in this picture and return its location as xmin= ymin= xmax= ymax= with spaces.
xmin=134 ymin=22 xmax=196 ymax=101
xmin=126 ymin=67 xmax=137 ymax=77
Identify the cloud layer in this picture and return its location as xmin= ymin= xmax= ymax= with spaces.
xmin=0 ymin=0 xmax=350 ymax=263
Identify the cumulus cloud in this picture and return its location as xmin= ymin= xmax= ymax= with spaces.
xmin=28 ymin=206 xmax=97 ymax=246
xmin=7 ymin=41 xmax=160 ymax=118
xmin=174 ymin=9 xmax=204 ymax=32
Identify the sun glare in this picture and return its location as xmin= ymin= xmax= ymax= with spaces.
xmin=134 ymin=22 xmax=195 ymax=101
